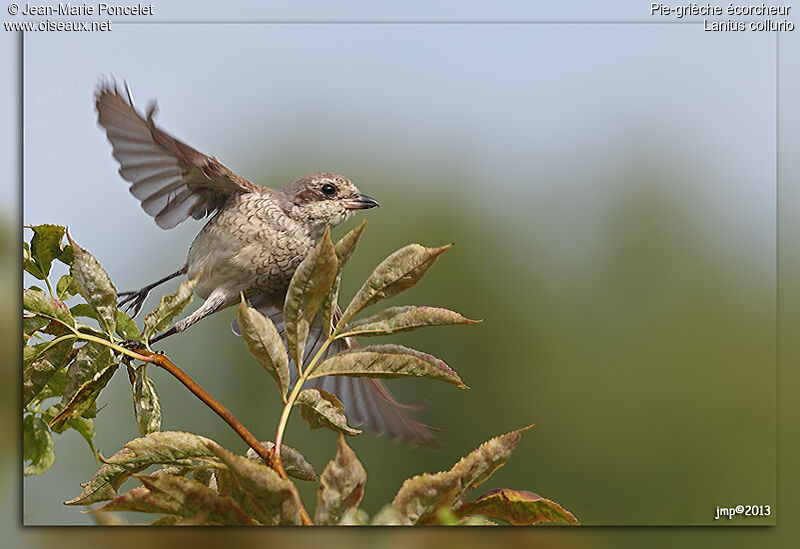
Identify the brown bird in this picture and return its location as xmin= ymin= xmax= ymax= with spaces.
xmin=95 ymin=81 xmax=436 ymax=445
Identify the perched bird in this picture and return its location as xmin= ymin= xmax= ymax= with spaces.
xmin=95 ymin=81 xmax=435 ymax=444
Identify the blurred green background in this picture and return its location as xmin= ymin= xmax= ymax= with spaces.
xmin=5 ymin=2 xmax=798 ymax=546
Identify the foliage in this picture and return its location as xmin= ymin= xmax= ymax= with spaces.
xmin=22 ymin=223 xmax=578 ymax=526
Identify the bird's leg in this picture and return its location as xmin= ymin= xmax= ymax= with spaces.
xmin=118 ymin=265 xmax=187 ymax=317
xmin=149 ymin=290 xmax=227 ymax=344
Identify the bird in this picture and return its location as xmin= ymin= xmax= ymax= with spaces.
xmin=95 ymin=81 xmax=436 ymax=445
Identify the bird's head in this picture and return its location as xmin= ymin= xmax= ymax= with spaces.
xmin=281 ymin=172 xmax=379 ymax=234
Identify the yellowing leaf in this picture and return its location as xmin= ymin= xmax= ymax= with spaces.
xmin=237 ymin=297 xmax=290 ymax=400
xmin=310 ymin=344 xmax=467 ymax=388
xmin=296 ymin=388 xmax=362 ymax=437
xmin=340 ymin=243 xmax=451 ymax=325
xmin=340 ymin=305 xmax=480 ymax=338
xmin=315 ymin=434 xmax=367 ymax=525
xmin=457 ymin=488 xmax=579 ymax=525
xmin=142 ymin=278 xmax=197 ymax=340
xmin=283 ymin=226 xmax=338 ymax=367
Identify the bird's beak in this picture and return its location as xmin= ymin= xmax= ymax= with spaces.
xmin=344 ymin=193 xmax=380 ymax=210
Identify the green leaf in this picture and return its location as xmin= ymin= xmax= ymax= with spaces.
xmin=208 ymin=443 xmax=303 ymax=525
xmin=321 ymin=220 xmax=367 ymax=335
xmin=340 ymin=305 xmax=480 ymax=338
xmin=28 ymin=224 xmax=65 ymax=280
xmin=115 ymin=310 xmax=140 ymax=340
xmin=236 ymin=296 xmax=290 ymax=400
xmin=244 ymin=441 xmax=318 ymax=482
xmin=35 ymin=369 xmax=68 ymax=402
xmin=50 ymin=363 xmax=119 ymax=430
xmin=23 ymin=415 xmax=55 ymax=476
xmin=67 ymin=232 xmax=117 ymax=336
xmin=340 ymin=243 xmax=451 ymax=325
xmin=296 ymin=388 xmax=362 ymax=436
xmin=23 ymin=338 xmax=75 ymax=406
xmin=391 ymin=426 xmax=534 ymax=524
xmin=57 ymin=243 xmax=74 ymax=266
xmin=66 ymin=431 xmax=220 ymax=506
xmin=23 ymin=241 xmax=45 ymax=279
xmin=310 ymin=344 xmax=468 ymax=388
xmin=23 ymin=314 xmax=50 ymax=339
xmin=283 ymin=225 xmax=338 ymax=367
xmin=142 ymin=278 xmax=197 ymax=341
xmin=40 ymin=405 xmax=97 ymax=459
xmin=99 ymin=473 xmax=258 ymax=525
xmin=132 ymin=365 xmax=162 ymax=436
xmin=315 ymin=434 xmax=367 ymax=525
xmin=70 ymin=303 xmax=98 ymax=321
xmin=23 ymin=289 xmax=75 ymax=328
xmin=456 ymin=488 xmax=579 ymax=525
xmin=56 ymin=274 xmax=78 ymax=301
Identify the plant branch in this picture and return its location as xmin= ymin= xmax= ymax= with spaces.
xmin=132 ymin=346 xmax=313 ymax=525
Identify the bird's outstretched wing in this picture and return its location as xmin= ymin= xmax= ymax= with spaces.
xmin=96 ymin=81 xmax=259 ymax=229
xmin=233 ymin=303 xmax=438 ymax=446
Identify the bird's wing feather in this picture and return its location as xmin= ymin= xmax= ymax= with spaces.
xmin=96 ymin=81 xmax=259 ymax=229
xmin=232 ymin=302 xmax=438 ymax=446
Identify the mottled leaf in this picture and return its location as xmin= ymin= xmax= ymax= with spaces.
xmin=67 ymin=232 xmax=117 ymax=335
xmin=456 ymin=488 xmax=579 ymax=525
xmin=340 ymin=305 xmax=480 ymax=338
xmin=23 ymin=415 xmax=55 ymax=476
xmin=245 ymin=441 xmax=318 ymax=482
xmin=321 ymin=220 xmax=367 ymax=335
xmin=23 ymin=338 xmax=75 ymax=406
xmin=66 ymin=431 xmax=220 ymax=506
xmin=237 ymin=296 xmax=290 ymax=399
xmin=99 ymin=473 xmax=258 ymax=525
xmin=371 ymin=505 xmax=407 ymax=525
xmin=446 ymin=425 xmax=534 ymax=507
xmin=310 ymin=344 xmax=467 ymax=388
xmin=115 ymin=310 xmax=140 ymax=340
xmin=391 ymin=426 xmax=534 ymax=524
xmin=142 ymin=277 xmax=197 ymax=340
xmin=23 ymin=289 xmax=75 ymax=328
xmin=340 ymin=243 xmax=451 ymax=324
xmin=61 ymin=343 xmax=114 ymax=411
xmin=283 ymin=225 xmax=338 ymax=367
xmin=49 ymin=363 xmax=119 ymax=430
xmin=339 ymin=507 xmax=370 ymax=525
xmin=208 ymin=444 xmax=303 ymax=525
xmin=296 ymin=388 xmax=362 ymax=436
xmin=392 ymin=470 xmax=461 ymax=525
xmin=315 ymin=434 xmax=367 ymax=525
xmin=132 ymin=365 xmax=161 ymax=436
xmin=56 ymin=274 xmax=78 ymax=301
xmin=27 ymin=224 xmax=65 ymax=280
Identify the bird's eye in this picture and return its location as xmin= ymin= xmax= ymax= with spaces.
xmin=321 ymin=183 xmax=337 ymax=196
